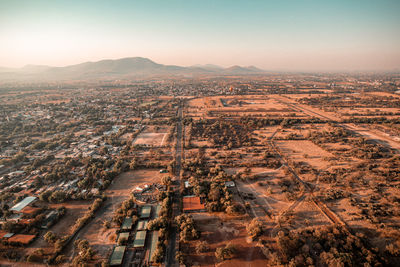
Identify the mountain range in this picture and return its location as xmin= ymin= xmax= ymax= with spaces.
xmin=0 ymin=57 xmax=266 ymax=82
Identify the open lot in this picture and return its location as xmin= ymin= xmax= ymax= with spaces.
xmin=133 ymin=132 xmax=168 ymax=146
xmin=275 ymin=140 xmax=334 ymax=169
xmin=185 ymin=213 xmax=266 ymax=267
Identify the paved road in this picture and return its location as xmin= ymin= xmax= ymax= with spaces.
xmin=166 ymin=104 xmax=183 ymax=267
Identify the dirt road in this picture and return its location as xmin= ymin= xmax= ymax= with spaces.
xmin=272 ymin=95 xmax=400 ymax=153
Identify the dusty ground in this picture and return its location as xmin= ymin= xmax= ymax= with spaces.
xmin=187 ymin=213 xmax=266 ymax=267
xmin=133 ymin=132 xmax=168 ymax=146
xmin=275 ymin=140 xmax=334 ymax=169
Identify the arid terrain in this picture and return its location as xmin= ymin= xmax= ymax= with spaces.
xmin=0 ymin=73 xmax=399 ymax=266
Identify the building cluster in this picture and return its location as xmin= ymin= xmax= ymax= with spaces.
xmin=109 ymin=204 xmax=161 ymax=266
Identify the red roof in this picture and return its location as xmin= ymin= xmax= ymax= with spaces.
xmin=183 ymin=196 xmax=205 ymax=212
xmin=0 ymin=231 xmax=8 ymax=239
xmin=21 ymin=206 xmax=41 ymax=215
xmin=8 ymin=234 xmax=36 ymax=245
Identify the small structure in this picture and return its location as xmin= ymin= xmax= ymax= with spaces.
xmin=140 ymin=205 xmax=152 ymax=219
xmin=136 ymin=220 xmax=149 ymax=231
xmin=7 ymin=234 xmax=36 ymax=245
xmin=20 ymin=206 xmax=41 ymax=216
xmin=120 ymin=217 xmax=134 ymax=232
xmin=184 ymin=181 xmax=191 ymax=188
xmin=109 ymin=245 xmax=126 ymax=266
xmin=41 ymin=210 xmax=60 ymax=229
xmin=183 ymin=196 xmax=206 ymax=212
xmin=148 ymin=231 xmax=159 ymax=264
xmin=10 ymin=196 xmax=37 ymax=213
xmin=225 ymin=181 xmax=236 ymax=188
xmin=154 ymin=204 xmax=161 ymax=218
xmin=0 ymin=231 xmax=13 ymax=240
xmin=117 ymin=232 xmax=130 ymax=245
xmin=133 ymin=230 xmax=147 ymax=248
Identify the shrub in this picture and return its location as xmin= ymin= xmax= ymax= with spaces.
xmin=246 ymin=218 xmax=263 ymax=239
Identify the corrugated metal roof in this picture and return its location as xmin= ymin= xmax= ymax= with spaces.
xmin=148 ymin=231 xmax=159 ymax=262
xmin=136 ymin=220 xmax=148 ymax=231
xmin=109 ymin=246 xmax=126 ymax=266
xmin=133 ymin=230 xmax=147 ymax=248
xmin=121 ymin=217 xmax=133 ymax=230
xmin=154 ymin=204 xmax=161 ymax=218
xmin=140 ymin=205 xmax=152 ymax=218
xmin=10 ymin=196 xmax=37 ymax=212
xmin=117 ymin=232 xmax=129 ymax=242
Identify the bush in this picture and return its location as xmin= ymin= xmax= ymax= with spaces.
xmin=196 ymin=241 xmax=209 ymax=253
xmin=215 ymin=243 xmax=236 ymax=261
xmin=246 ymin=218 xmax=263 ymax=239
xmin=44 ymin=231 xmax=57 ymax=244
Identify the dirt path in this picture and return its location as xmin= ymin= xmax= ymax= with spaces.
xmin=272 ymin=95 xmax=400 ymax=153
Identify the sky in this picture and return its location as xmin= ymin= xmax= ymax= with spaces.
xmin=0 ymin=0 xmax=399 ymax=71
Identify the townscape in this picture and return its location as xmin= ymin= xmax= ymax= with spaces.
xmin=0 ymin=71 xmax=400 ymax=266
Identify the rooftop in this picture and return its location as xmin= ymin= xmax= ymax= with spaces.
xmin=133 ymin=230 xmax=147 ymax=248
xmin=10 ymin=196 xmax=37 ymax=212
xmin=109 ymin=245 xmax=126 ymax=266
xmin=140 ymin=205 xmax=152 ymax=218
xmin=7 ymin=234 xmax=36 ymax=245
xmin=183 ymin=196 xmax=205 ymax=212
xmin=121 ymin=217 xmax=133 ymax=230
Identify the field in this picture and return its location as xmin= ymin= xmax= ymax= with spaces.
xmin=181 ymin=91 xmax=400 ymax=265
xmin=133 ymin=132 xmax=168 ymax=146
xmin=184 ymin=213 xmax=266 ymax=267
xmin=275 ymin=140 xmax=334 ymax=169
xmin=133 ymin=126 xmax=171 ymax=146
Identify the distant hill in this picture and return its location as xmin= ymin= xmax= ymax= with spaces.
xmin=191 ymin=64 xmax=224 ymax=71
xmin=224 ymin=65 xmax=265 ymax=74
xmin=0 ymin=57 xmax=266 ymax=82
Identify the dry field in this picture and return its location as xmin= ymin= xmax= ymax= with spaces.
xmin=133 ymin=132 xmax=168 ymax=146
xmin=275 ymin=140 xmax=334 ymax=169
xmin=181 ymin=93 xmax=400 ymax=265
xmin=187 ymin=95 xmax=305 ymax=119
xmin=290 ymin=199 xmax=332 ymax=228
xmin=185 ymin=213 xmax=266 ymax=267
xmin=134 ymin=126 xmax=171 ymax=146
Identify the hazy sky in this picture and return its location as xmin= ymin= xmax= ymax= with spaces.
xmin=0 ymin=0 xmax=399 ymax=71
